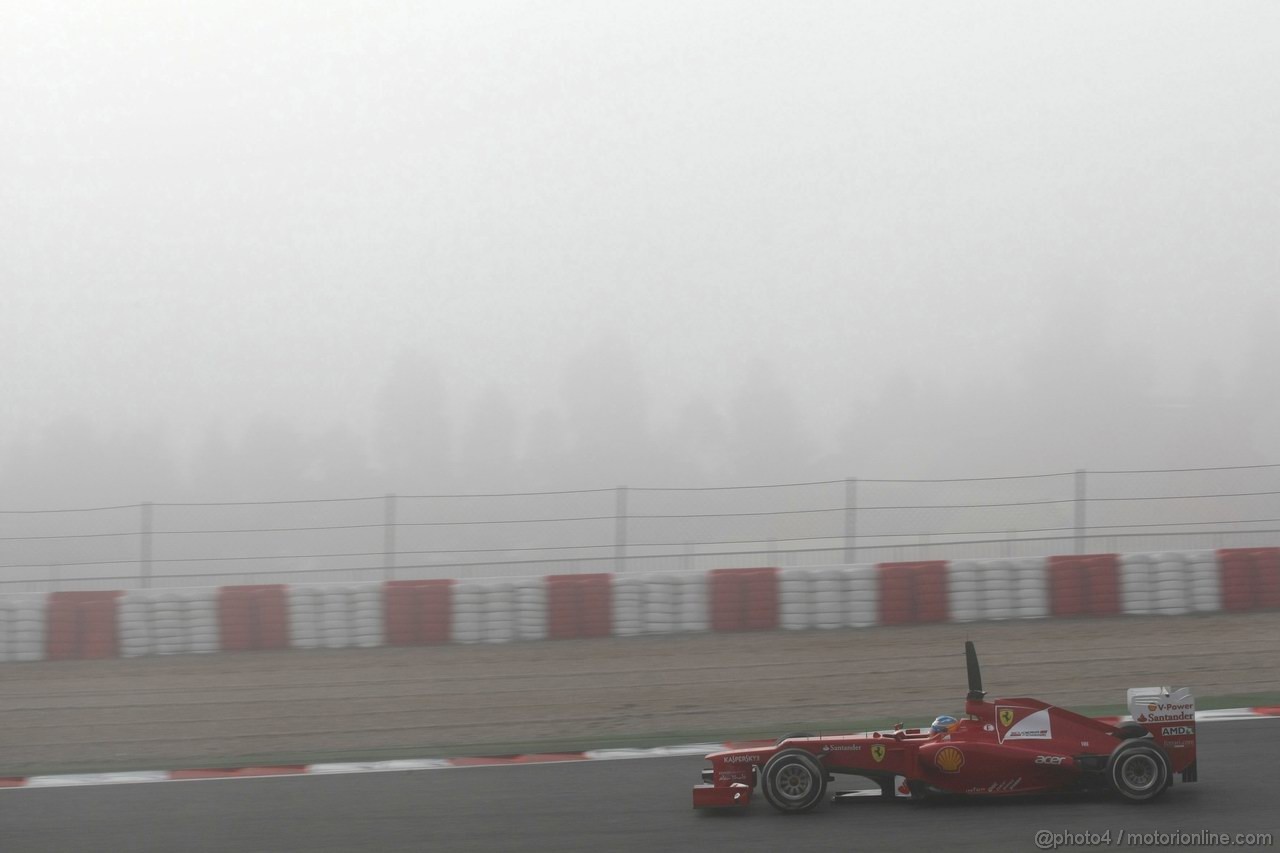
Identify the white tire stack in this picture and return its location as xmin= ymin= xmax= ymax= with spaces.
xmin=778 ymin=567 xmax=812 ymax=630
xmin=949 ymin=558 xmax=1047 ymax=622
xmin=185 ymin=590 xmax=220 ymax=653
xmin=513 ymin=578 xmax=547 ymax=641
xmin=1010 ymin=558 xmax=1049 ymax=619
xmin=119 ymin=588 xmax=220 ymax=657
xmin=1119 ymin=553 xmax=1156 ymax=615
xmin=450 ymin=582 xmax=484 ymax=644
xmin=0 ymin=593 xmax=49 ymax=662
xmin=288 ymin=583 xmax=385 ymax=650
xmin=118 ymin=592 xmax=154 ymax=657
xmin=675 ymin=571 xmax=708 ymax=632
xmin=1150 ymin=552 xmax=1192 ymax=615
xmin=611 ymin=574 xmax=646 ymax=637
xmin=1186 ymin=550 xmax=1221 ymax=613
xmin=844 ymin=564 xmax=879 ymax=628
xmin=778 ymin=564 xmax=878 ymax=630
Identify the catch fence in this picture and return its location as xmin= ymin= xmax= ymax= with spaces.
xmin=2 ymin=464 xmax=1279 ymax=591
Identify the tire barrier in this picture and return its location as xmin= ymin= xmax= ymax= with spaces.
xmin=218 ymin=585 xmax=290 ymax=652
xmin=119 ymin=589 xmax=220 ymax=657
xmin=384 ymin=579 xmax=454 ymax=646
xmin=453 ymin=579 xmax=548 ymax=643
xmin=1118 ymin=551 xmax=1220 ymax=616
xmin=288 ymin=584 xmax=384 ymax=650
xmin=545 ymin=574 xmax=612 ymax=640
xmin=877 ymin=561 xmax=948 ymax=625
xmin=0 ymin=594 xmax=48 ymax=662
xmin=948 ymin=557 xmax=1048 ymax=622
xmin=613 ymin=572 xmax=708 ymax=636
xmin=778 ymin=565 xmax=878 ymax=630
xmin=46 ymin=591 xmax=122 ymax=660
xmin=1218 ymin=547 xmax=1280 ymax=612
xmin=708 ymin=567 xmax=779 ymax=632
xmin=1048 ymin=554 xmax=1121 ymax=617
xmin=514 ymin=578 xmax=549 ymax=642
xmin=0 ymin=546 xmax=1273 ymax=662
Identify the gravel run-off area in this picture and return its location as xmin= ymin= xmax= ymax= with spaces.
xmin=2 ymin=612 xmax=1277 ymax=774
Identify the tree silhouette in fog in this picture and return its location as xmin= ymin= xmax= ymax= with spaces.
xmin=375 ymin=351 xmax=453 ymax=494
xmin=559 ymin=339 xmax=652 ymax=486
xmin=3 ymin=298 xmax=1280 ymax=511
xmin=726 ymin=359 xmax=812 ymax=483
xmin=459 ymin=384 xmax=519 ymax=493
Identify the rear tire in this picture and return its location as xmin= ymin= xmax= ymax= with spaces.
xmin=1107 ymin=740 xmax=1171 ymax=803
xmin=761 ymin=749 xmax=826 ymax=814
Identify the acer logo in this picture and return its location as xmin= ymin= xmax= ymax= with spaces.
xmin=1034 ymin=755 xmax=1065 ymax=765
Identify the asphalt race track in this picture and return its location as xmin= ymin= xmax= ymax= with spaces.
xmin=3 ymin=720 xmax=1276 ymax=853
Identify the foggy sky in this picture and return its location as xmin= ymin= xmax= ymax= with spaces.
xmin=3 ymin=1 xmax=1279 ymax=505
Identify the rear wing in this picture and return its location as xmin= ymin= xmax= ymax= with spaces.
xmin=1126 ymin=686 xmax=1197 ymax=779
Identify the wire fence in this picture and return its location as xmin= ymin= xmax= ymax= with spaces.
xmin=2 ymin=464 xmax=1279 ymax=591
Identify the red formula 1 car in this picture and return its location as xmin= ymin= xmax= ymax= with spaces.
xmin=693 ymin=642 xmax=1197 ymax=812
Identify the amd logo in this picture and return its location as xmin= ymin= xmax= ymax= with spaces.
xmin=1161 ymin=726 xmax=1194 ymax=737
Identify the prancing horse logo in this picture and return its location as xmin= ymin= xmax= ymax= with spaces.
xmin=871 ymin=744 xmax=886 ymax=763
xmin=999 ymin=709 xmax=1015 ymax=728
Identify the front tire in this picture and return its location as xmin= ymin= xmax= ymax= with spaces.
xmin=1107 ymin=741 xmax=1171 ymax=803
xmin=760 ymin=749 xmax=826 ymax=813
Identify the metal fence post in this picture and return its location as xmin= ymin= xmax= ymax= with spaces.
xmin=615 ymin=485 xmax=628 ymax=572
xmin=1074 ymin=469 xmax=1087 ymax=554
xmin=140 ymin=502 xmax=153 ymax=589
xmin=844 ymin=477 xmax=858 ymax=564
xmin=384 ymin=493 xmax=397 ymax=581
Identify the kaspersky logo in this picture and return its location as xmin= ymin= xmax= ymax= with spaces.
xmin=871 ymin=744 xmax=886 ymax=763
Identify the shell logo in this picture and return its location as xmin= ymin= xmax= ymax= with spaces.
xmin=935 ymin=746 xmax=965 ymax=772
xmin=1148 ymin=704 xmax=1158 ymax=712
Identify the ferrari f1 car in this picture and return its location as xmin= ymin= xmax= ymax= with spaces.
xmin=693 ymin=642 xmax=1197 ymax=812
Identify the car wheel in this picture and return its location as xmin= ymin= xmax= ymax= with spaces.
xmin=1107 ymin=741 xmax=1171 ymax=803
xmin=761 ymin=749 xmax=826 ymax=813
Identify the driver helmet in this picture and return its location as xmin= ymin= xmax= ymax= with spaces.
xmin=930 ymin=714 xmax=959 ymax=734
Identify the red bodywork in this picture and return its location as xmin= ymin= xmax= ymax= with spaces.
xmin=693 ymin=688 xmax=1197 ymax=810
